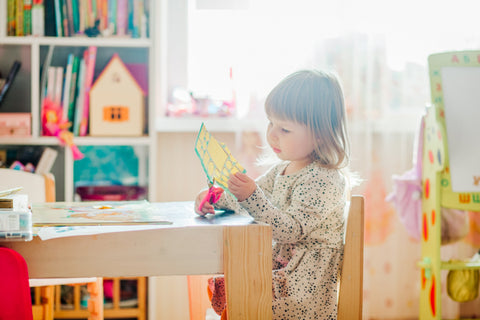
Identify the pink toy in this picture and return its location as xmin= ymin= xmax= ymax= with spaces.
xmin=41 ymin=98 xmax=84 ymax=160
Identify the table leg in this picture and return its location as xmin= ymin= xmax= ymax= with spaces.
xmin=223 ymin=224 xmax=272 ymax=319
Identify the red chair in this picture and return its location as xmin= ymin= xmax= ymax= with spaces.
xmin=0 ymin=247 xmax=33 ymax=320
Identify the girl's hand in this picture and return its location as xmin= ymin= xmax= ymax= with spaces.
xmin=194 ymin=190 xmax=215 ymax=216
xmin=228 ymin=172 xmax=256 ymax=202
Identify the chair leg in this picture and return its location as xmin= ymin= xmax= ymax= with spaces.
xmin=40 ymin=286 xmax=55 ymax=320
xmin=87 ymin=278 xmax=104 ymax=320
xmin=187 ymin=275 xmax=214 ymax=320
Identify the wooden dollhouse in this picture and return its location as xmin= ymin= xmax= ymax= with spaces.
xmin=89 ymin=54 xmax=145 ymax=137
xmin=419 ymin=51 xmax=480 ymax=319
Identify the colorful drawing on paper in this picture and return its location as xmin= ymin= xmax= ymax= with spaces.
xmin=194 ymin=123 xmax=245 ymax=191
xmin=31 ymin=200 xmax=171 ymax=226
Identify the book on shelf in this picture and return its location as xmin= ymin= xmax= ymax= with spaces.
xmin=73 ymin=57 xmax=86 ymax=136
xmin=98 ymin=0 xmax=108 ymax=31
xmin=15 ymin=0 xmax=24 ymax=36
xmin=71 ymin=0 xmax=79 ymax=34
xmin=79 ymin=46 xmax=97 ymax=136
xmin=116 ymin=0 xmax=127 ymax=36
xmin=31 ymin=0 xmax=44 ymax=36
xmin=7 ymin=0 xmax=15 ymax=36
xmin=64 ymin=0 xmax=74 ymax=36
xmin=43 ymin=0 xmax=56 ymax=36
xmin=60 ymin=0 xmax=69 ymax=36
xmin=67 ymin=55 xmax=80 ymax=130
xmin=86 ymin=0 xmax=94 ymax=29
xmin=53 ymin=0 xmax=62 ymax=36
xmin=62 ymin=54 xmax=74 ymax=122
xmin=23 ymin=0 xmax=32 ymax=35
xmin=53 ymin=66 xmax=64 ymax=107
xmin=45 ymin=66 xmax=56 ymax=102
xmin=107 ymin=0 xmax=116 ymax=34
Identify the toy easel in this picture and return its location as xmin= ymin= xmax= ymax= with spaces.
xmin=419 ymin=51 xmax=480 ymax=319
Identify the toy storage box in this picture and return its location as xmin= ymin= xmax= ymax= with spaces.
xmin=89 ymin=54 xmax=145 ymax=137
xmin=0 ymin=113 xmax=31 ymax=136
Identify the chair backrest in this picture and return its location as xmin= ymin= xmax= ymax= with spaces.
xmin=338 ymin=195 xmax=364 ymax=320
xmin=0 ymin=168 xmax=55 ymax=203
xmin=0 ymin=247 xmax=34 ymax=320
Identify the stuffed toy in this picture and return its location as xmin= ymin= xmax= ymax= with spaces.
xmin=41 ymin=98 xmax=84 ymax=160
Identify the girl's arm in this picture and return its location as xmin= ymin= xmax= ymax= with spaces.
xmin=212 ymin=165 xmax=279 ymax=214
xmin=240 ymin=169 xmax=346 ymax=244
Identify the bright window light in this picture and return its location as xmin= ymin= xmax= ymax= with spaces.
xmin=182 ymin=0 xmax=479 ymax=120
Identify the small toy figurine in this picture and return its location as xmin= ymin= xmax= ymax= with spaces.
xmin=197 ymin=178 xmax=224 ymax=213
xmin=41 ymin=98 xmax=84 ymax=160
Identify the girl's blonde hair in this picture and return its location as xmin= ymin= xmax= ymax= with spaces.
xmin=265 ymin=69 xmax=350 ymax=169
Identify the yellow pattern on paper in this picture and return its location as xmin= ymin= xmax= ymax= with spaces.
xmin=194 ymin=123 xmax=245 ymax=191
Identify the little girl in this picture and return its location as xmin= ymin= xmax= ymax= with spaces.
xmin=195 ymin=69 xmax=351 ymax=320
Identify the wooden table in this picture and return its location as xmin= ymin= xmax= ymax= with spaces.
xmin=2 ymin=202 xmax=273 ymax=319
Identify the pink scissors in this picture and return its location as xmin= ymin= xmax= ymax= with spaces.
xmin=198 ymin=178 xmax=224 ymax=212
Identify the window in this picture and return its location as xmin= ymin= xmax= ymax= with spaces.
xmin=165 ymin=0 xmax=479 ymax=126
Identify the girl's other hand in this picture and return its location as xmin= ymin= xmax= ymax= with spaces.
xmin=228 ymin=172 xmax=256 ymax=202
xmin=194 ymin=190 xmax=215 ymax=216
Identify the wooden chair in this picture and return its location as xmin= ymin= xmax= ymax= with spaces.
xmin=0 ymin=168 xmax=103 ymax=320
xmin=338 ymin=195 xmax=365 ymax=320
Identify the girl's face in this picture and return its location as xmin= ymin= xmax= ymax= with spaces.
xmin=266 ymin=116 xmax=316 ymax=168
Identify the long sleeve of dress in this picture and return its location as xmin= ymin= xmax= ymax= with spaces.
xmin=212 ymin=163 xmax=280 ymax=216
xmin=241 ymin=163 xmax=346 ymax=247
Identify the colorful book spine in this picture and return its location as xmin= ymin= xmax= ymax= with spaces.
xmin=53 ymin=66 xmax=64 ymax=107
xmin=60 ymin=0 xmax=68 ymax=36
xmin=91 ymin=0 xmax=96 ymax=25
xmin=116 ymin=0 xmax=127 ymax=36
xmin=15 ymin=0 xmax=24 ymax=36
xmin=23 ymin=0 xmax=32 ymax=35
xmin=62 ymin=54 xmax=74 ymax=121
xmin=73 ymin=57 xmax=86 ymax=136
xmin=43 ymin=0 xmax=56 ymax=36
xmin=107 ymin=0 xmax=116 ymax=35
xmin=131 ymin=0 xmax=141 ymax=38
xmin=71 ymin=0 xmax=79 ymax=33
xmin=64 ymin=0 xmax=74 ymax=36
xmin=79 ymin=46 xmax=97 ymax=136
xmin=53 ymin=0 xmax=62 ymax=36
xmin=46 ymin=66 xmax=56 ymax=101
xmin=67 ymin=56 xmax=79 ymax=131
xmin=86 ymin=0 xmax=93 ymax=29
xmin=7 ymin=0 xmax=15 ymax=36
xmin=127 ymin=0 xmax=133 ymax=35
xmin=78 ymin=0 xmax=85 ymax=34
xmin=31 ymin=0 xmax=44 ymax=36
xmin=99 ymin=0 xmax=107 ymax=30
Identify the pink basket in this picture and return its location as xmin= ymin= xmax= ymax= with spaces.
xmin=76 ymin=185 xmax=147 ymax=201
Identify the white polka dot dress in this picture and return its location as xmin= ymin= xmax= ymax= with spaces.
xmin=215 ymin=161 xmax=347 ymax=319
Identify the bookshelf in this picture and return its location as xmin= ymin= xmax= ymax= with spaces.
xmin=0 ymin=0 xmax=158 ymax=203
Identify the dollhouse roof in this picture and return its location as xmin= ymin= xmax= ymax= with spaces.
xmin=91 ymin=54 xmax=145 ymax=96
